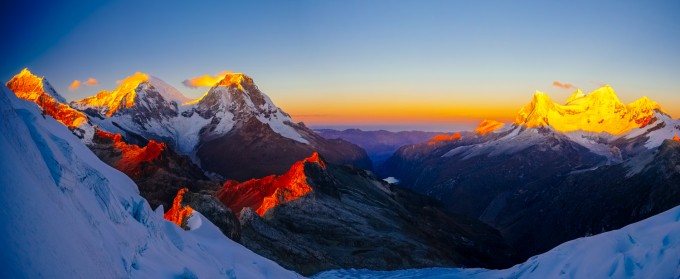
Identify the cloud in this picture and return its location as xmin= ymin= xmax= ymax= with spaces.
xmin=85 ymin=78 xmax=99 ymax=86
xmin=553 ymin=81 xmax=575 ymax=89
xmin=69 ymin=80 xmax=82 ymax=91
xmin=69 ymin=78 xmax=99 ymax=90
xmin=183 ymin=71 xmax=231 ymax=88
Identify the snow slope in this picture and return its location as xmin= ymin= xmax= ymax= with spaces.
xmin=0 ymin=85 xmax=301 ymax=278
xmin=315 ymin=205 xmax=680 ymax=279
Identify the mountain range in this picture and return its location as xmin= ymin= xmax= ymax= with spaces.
xmin=3 ymin=68 xmax=680 ymax=278
xmin=68 ymin=71 xmax=371 ymax=181
xmin=381 ymin=85 xmax=680 ymax=259
xmin=0 ymin=84 xmax=300 ymax=278
xmin=4 ymin=69 xmax=517 ymax=276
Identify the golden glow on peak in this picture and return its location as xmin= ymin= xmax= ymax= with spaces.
xmin=183 ymin=71 xmax=252 ymax=91
xmin=474 ymin=119 xmax=504 ymax=135
xmin=514 ymin=86 xmax=663 ymax=135
xmin=73 ymin=72 xmax=150 ymax=116
xmin=183 ymin=72 xmax=253 ymax=105
xmin=117 ymin=72 xmax=149 ymax=85
xmin=215 ymin=72 xmax=252 ymax=90
xmin=566 ymin=89 xmax=585 ymax=104
xmin=674 ymin=135 xmax=680 ymax=142
xmin=17 ymin=68 xmax=38 ymax=79
xmin=6 ymin=69 xmax=89 ymax=129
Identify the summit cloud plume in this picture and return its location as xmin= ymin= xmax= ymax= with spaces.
xmin=183 ymin=71 xmax=231 ymax=88
xmin=553 ymin=81 xmax=575 ymax=89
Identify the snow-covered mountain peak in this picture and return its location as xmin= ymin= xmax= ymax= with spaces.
xmin=587 ymin=84 xmax=621 ymax=103
xmin=514 ymin=86 xmax=665 ymax=135
xmin=6 ymin=68 xmax=67 ymax=104
xmin=191 ymin=72 xmax=268 ymax=110
xmin=6 ymin=69 xmax=94 ymax=141
xmin=565 ymin=89 xmax=585 ymax=104
xmin=215 ymin=72 xmax=253 ymax=90
xmin=515 ymin=91 xmax=554 ymax=127
xmin=71 ymin=72 xmax=189 ymax=117
xmin=189 ymin=72 xmax=308 ymax=144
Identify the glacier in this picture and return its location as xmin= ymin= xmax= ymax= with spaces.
xmin=0 ymin=85 xmax=301 ymax=278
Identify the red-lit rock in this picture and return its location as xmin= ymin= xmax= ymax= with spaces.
xmin=216 ymin=152 xmax=325 ymax=216
xmin=6 ymin=69 xmax=88 ymax=129
xmin=674 ymin=135 xmax=680 ymax=142
xmin=94 ymin=130 xmax=166 ymax=178
xmin=474 ymin=120 xmax=505 ymax=135
xmin=427 ymin=133 xmax=462 ymax=145
xmin=164 ymin=188 xmax=193 ymax=229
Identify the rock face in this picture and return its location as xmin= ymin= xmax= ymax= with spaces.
xmin=164 ymin=188 xmax=194 ymax=230
xmin=219 ymin=154 xmax=517 ymax=275
xmin=480 ymin=139 xmax=680 ymax=260
xmin=93 ymin=130 xmax=167 ymax=178
xmin=381 ymin=87 xmax=680 ymax=261
xmin=71 ymin=71 xmax=371 ymax=180
xmin=89 ymin=129 xmax=221 ymax=210
xmin=166 ymin=188 xmax=241 ymax=241
xmin=216 ymin=152 xmax=323 ymax=216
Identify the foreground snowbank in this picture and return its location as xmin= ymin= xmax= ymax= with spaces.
xmin=0 ymin=86 xmax=301 ymax=278
xmin=316 ymin=205 xmax=680 ymax=278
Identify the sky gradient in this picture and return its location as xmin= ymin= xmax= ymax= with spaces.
xmin=2 ymin=0 xmax=679 ymax=131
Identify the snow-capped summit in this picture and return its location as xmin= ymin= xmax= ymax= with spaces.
xmin=565 ymin=88 xmax=585 ymax=104
xmin=72 ymin=72 xmax=190 ymax=118
xmin=66 ymin=71 xmax=371 ymax=181
xmin=6 ymin=69 xmax=94 ymax=141
xmin=7 ymin=68 xmax=67 ymax=103
xmin=187 ymin=72 xmax=307 ymax=144
xmin=514 ymin=86 xmax=663 ymax=135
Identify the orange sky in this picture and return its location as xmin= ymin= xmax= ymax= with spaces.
xmin=275 ymin=87 xmax=680 ymax=127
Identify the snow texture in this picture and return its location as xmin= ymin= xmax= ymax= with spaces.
xmin=383 ymin=177 xmax=400 ymax=184
xmin=624 ymin=112 xmax=680 ymax=149
xmin=0 ymin=85 xmax=301 ymax=279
